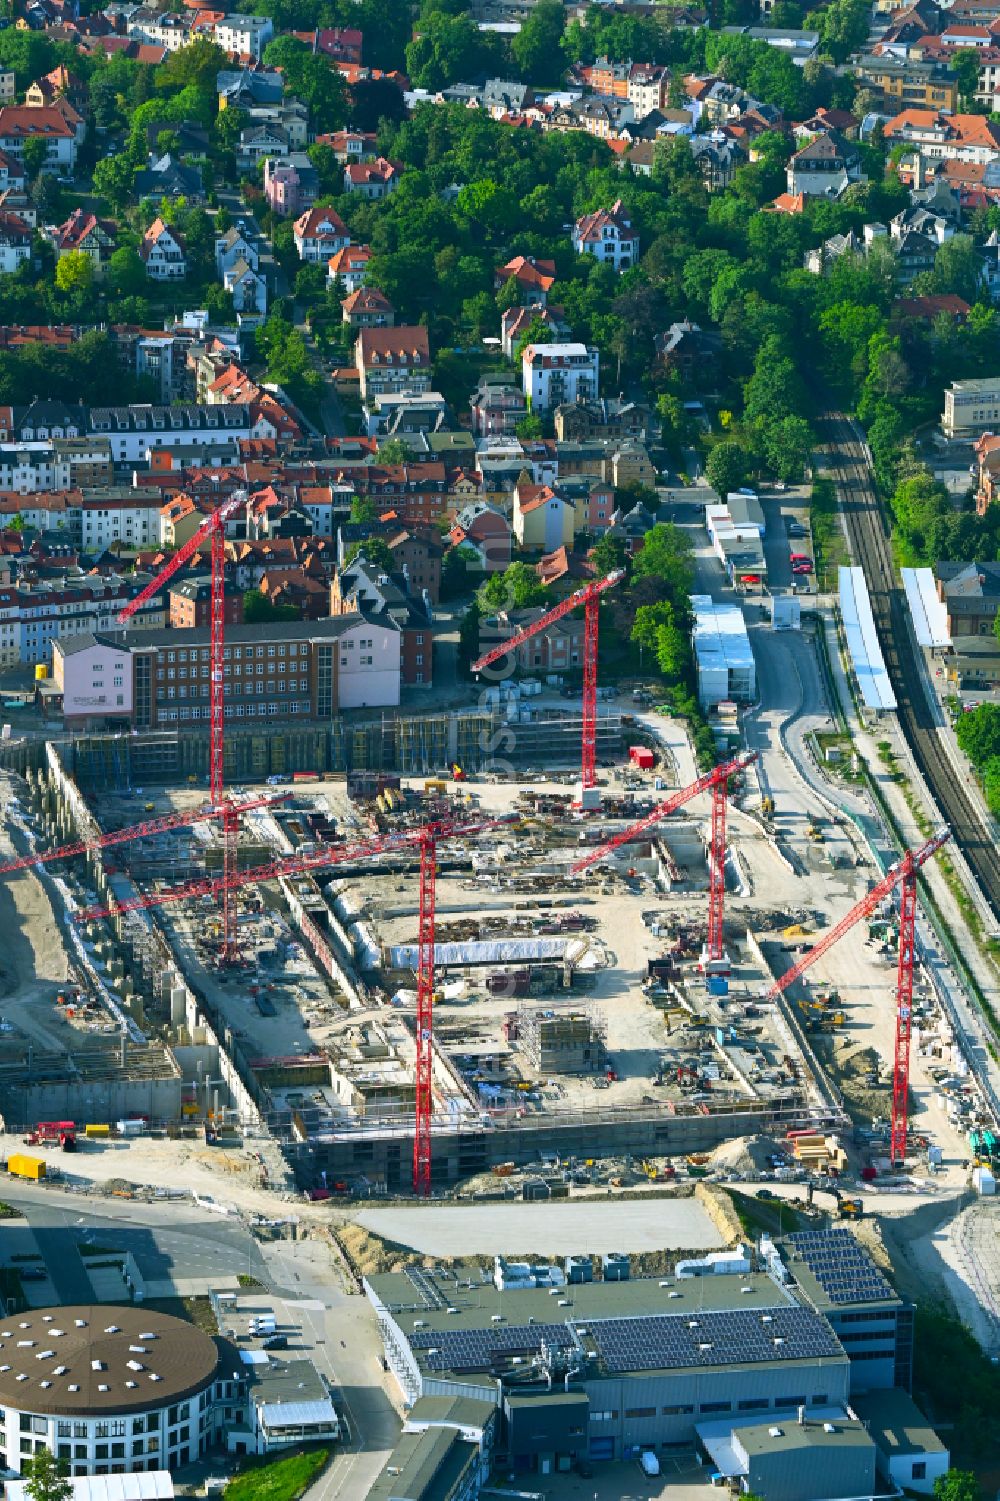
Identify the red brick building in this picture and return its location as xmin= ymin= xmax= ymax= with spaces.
xmin=168 ymin=574 xmax=244 ymax=629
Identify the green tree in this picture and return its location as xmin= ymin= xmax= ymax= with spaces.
xmin=21 ymin=1449 xmax=72 ymax=1501
xmin=632 ymin=524 xmax=695 ymax=598
xmin=377 ymin=438 xmax=415 ymax=465
xmin=107 ymin=246 xmax=147 ymax=297
xmin=478 ymin=561 xmax=546 ymax=612
xmin=511 ymin=0 xmax=565 ymax=83
xmin=21 ymin=136 xmax=49 ymax=180
xmin=933 ymin=1471 xmax=981 ymax=1501
xmin=156 ymin=36 xmax=227 ymax=93
xmin=590 ymin=533 xmax=628 ymax=578
xmin=349 ymin=495 xmax=378 ymax=525
xmin=92 ymin=152 xmax=138 ymax=210
xmin=345 ymin=538 xmax=394 ymax=571
xmin=955 ymin=702 xmax=1000 ymax=768
xmin=706 ymin=441 xmax=748 ymax=497
xmin=243 ymin=589 xmax=298 ymax=624
xmin=632 ymin=600 xmax=691 ymax=678
xmin=54 ymin=250 xmax=94 ymax=296
xmin=262 ymin=37 xmax=348 ymax=131
xmin=950 ymin=48 xmax=982 ymax=107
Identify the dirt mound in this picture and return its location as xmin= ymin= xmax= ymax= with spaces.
xmin=710 ymin=1134 xmax=784 ymax=1176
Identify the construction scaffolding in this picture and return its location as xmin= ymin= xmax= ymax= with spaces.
xmin=516 ymin=1003 xmax=608 ymax=1075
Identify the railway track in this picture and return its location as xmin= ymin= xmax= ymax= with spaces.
xmin=822 ymin=410 xmax=1000 ymax=923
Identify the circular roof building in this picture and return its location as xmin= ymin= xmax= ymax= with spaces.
xmin=0 ymin=1306 xmax=243 ymax=1479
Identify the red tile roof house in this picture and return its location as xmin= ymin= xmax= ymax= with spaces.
xmin=355 ymin=326 xmax=431 ymax=400
xmin=294 ymin=205 xmax=350 ymax=262
xmin=494 ymin=255 xmax=557 ymax=306
xmin=342 ymin=286 xmax=395 ymax=329
xmin=571 ymin=198 xmax=639 ymax=271
xmin=342 ymin=156 xmax=402 ymax=199
xmin=45 ymin=207 xmax=116 ymax=276
xmin=0 ymin=106 xmax=77 ymax=172
xmin=327 ymin=243 xmax=371 ymax=291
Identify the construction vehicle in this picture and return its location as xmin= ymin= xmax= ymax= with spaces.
xmin=452 ymin=764 xmax=466 ymax=782
xmin=761 ymin=796 xmax=775 ymax=818
xmin=839 ymin=1198 xmax=864 ymax=1220
xmin=807 ymin=822 xmax=824 ymax=842
xmin=25 ymin=1121 xmax=76 ymax=1151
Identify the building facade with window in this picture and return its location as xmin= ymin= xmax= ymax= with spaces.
xmin=0 ymin=1306 xmax=244 ymax=1481
xmin=52 ymin=616 xmax=401 ymax=730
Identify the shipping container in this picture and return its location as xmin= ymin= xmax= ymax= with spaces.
xmin=84 ymin=1124 xmax=110 ymax=1138
xmin=8 ymin=1153 xmax=45 ymax=1180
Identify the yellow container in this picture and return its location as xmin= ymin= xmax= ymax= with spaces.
xmin=84 ymin=1123 xmax=110 ymax=1138
xmin=8 ymin=1153 xmax=45 ymax=1180
xmin=34 ymin=664 xmax=48 ymax=681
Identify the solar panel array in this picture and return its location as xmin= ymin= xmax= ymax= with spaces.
xmin=786 ymin=1229 xmax=895 ymax=1306
xmin=588 ymin=1306 xmax=841 ymax=1374
xmin=408 ymin=1322 xmax=575 ymax=1373
xmin=407 ymin=1306 xmax=841 ymax=1375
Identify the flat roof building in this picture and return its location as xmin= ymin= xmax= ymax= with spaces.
xmin=691 ymin=595 xmax=756 ymax=707
xmin=853 ymin=1387 xmax=949 ymax=1494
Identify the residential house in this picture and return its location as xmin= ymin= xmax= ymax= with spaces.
xmin=655 ymin=320 xmax=721 ymax=382
xmin=264 ymin=154 xmax=318 ymax=217
xmin=331 ymin=553 xmax=434 ymax=686
xmin=884 ymin=110 xmax=1000 ymax=163
xmin=45 ymin=208 xmax=116 ymax=277
xmin=481 ymin=603 xmax=585 ymax=673
xmin=327 ymin=243 xmax=371 ymax=292
xmin=522 ymin=344 xmax=599 ymax=412
xmin=294 ymin=205 xmax=350 ymax=262
xmin=689 ymin=130 xmax=746 ymax=191
xmin=134 ymin=152 xmax=204 ymax=204
xmin=215 ymin=225 xmax=258 ymax=278
xmin=786 ymin=130 xmax=865 ymax=197
xmin=237 ymin=122 xmax=291 ymax=171
xmin=471 ymin=373 xmax=527 ymax=437
xmin=501 ymin=304 xmax=572 ymax=361
xmin=386 ymin=528 xmax=443 ymax=604
xmin=0 ymin=107 xmax=77 ymax=171
xmin=224 ymin=259 xmax=267 ymax=321
xmin=342 ymin=287 xmax=394 ymax=329
xmin=140 ymin=218 xmax=186 ymax=280
xmin=355 ymin=326 xmax=431 ymax=401
xmin=0 ymin=210 xmax=31 ymax=273
xmin=343 ymin=157 xmax=401 ymax=199
xmin=316 ymin=128 xmax=376 ymax=164
xmin=974 ymin=431 xmax=1000 ymax=512
xmin=935 ymin=558 xmax=1000 ymax=629
xmin=26 ymin=65 xmax=84 ymax=109
xmin=943 ymin=377 xmax=1000 ymax=436
xmin=628 ymin=62 xmax=672 ymax=118
xmin=611 ymin=442 xmax=656 ymax=491
xmin=855 ymin=54 xmax=957 ymax=112
xmin=315 ymin=28 xmax=363 ymax=64
xmin=247 ymin=100 xmax=309 ymax=150
xmin=168 ymin=573 xmax=243 ymax=628
xmin=217 ymin=67 xmax=283 ymax=110
xmin=213 ymin=13 xmax=273 ymax=59
xmin=572 ymin=199 xmax=639 ymax=271
xmin=553 ymin=398 xmax=651 ymax=443
xmin=494 ymin=255 xmax=556 ymax=306
xmin=513 ymin=480 xmax=576 ymax=552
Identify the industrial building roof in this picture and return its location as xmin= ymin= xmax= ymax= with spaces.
xmin=697 ymin=1405 xmax=868 ymax=1478
xmin=0 ymin=1306 xmax=228 ymax=1415
xmin=368 ymin=1267 xmax=846 ymax=1382
xmin=838 ymin=567 xmax=896 ymax=711
xmin=249 ymin=1358 xmax=329 ymax=1411
xmin=779 ymin=1230 xmax=900 ymax=1313
xmin=407 ymin=1394 xmax=496 ymax=1430
xmin=367 ymin=1425 xmax=479 ymax=1501
xmin=902 ymin=567 xmax=950 ymax=648
xmin=852 ymin=1388 xmax=947 ymax=1457
xmin=691 ymin=595 xmax=755 ymax=672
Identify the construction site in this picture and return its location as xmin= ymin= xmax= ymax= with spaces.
xmin=0 ymin=520 xmax=989 ymax=1214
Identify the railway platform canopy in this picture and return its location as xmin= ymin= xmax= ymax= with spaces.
xmin=902 ymin=568 xmax=951 ymax=650
xmin=839 ymin=566 xmax=897 ymax=712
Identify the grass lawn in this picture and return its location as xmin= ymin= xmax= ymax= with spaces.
xmin=810 ymin=476 xmax=850 ymax=592
xmin=224 ymin=1447 xmax=331 ymax=1501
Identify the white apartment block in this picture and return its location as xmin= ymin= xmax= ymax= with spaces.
xmin=521 ymin=343 xmax=600 ymax=411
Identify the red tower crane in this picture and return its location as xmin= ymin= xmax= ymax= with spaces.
xmin=471 ymin=570 xmax=624 ymax=794
xmin=0 ymin=793 xmax=283 ymax=882
xmin=75 ymin=809 xmax=511 ymax=1194
xmin=571 ymin=751 xmax=758 ymax=962
xmin=762 ymin=828 xmax=950 ymax=1165
xmin=117 ymin=490 xmax=246 ymax=960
